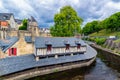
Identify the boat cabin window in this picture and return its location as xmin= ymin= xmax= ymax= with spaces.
xmin=47 ymin=45 xmax=52 ymax=51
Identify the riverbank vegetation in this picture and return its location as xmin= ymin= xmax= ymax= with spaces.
xmin=84 ymin=37 xmax=120 ymax=54
xmin=82 ymin=12 xmax=120 ymax=36
xmin=89 ymin=29 xmax=120 ymax=36
xmin=83 ymin=37 xmax=106 ymax=45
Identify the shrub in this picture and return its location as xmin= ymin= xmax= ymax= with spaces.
xmin=19 ymin=26 xmax=27 ymax=30
xmin=94 ymin=38 xmax=106 ymax=45
xmin=19 ymin=19 xmax=27 ymax=30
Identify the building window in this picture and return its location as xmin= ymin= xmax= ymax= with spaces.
xmin=9 ymin=48 xmax=17 ymax=56
xmin=47 ymin=45 xmax=52 ymax=51
xmin=77 ymin=44 xmax=81 ymax=49
xmin=3 ymin=16 xmax=7 ymax=19
xmin=66 ymin=44 xmax=70 ymax=50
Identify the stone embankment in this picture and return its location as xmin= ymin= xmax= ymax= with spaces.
xmin=2 ymin=57 xmax=95 ymax=80
xmin=104 ymin=39 xmax=120 ymax=53
xmin=91 ymin=44 xmax=120 ymax=66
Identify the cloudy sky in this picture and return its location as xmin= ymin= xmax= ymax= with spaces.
xmin=0 ymin=0 xmax=120 ymax=28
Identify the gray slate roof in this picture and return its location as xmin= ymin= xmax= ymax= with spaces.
xmin=35 ymin=37 xmax=86 ymax=48
xmin=0 ymin=13 xmax=13 ymax=20
xmin=0 ymin=44 xmax=97 ymax=76
xmin=25 ymin=36 xmax=32 ymax=43
xmin=15 ymin=19 xmax=22 ymax=25
xmin=30 ymin=16 xmax=36 ymax=22
xmin=0 ymin=37 xmax=19 ymax=52
xmin=28 ymin=16 xmax=37 ymax=22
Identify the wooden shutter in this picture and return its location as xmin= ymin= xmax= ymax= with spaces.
xmin=13 ymin=48 xmax=17 ymax=56
xmin=9 ymin=48 xmax=12 ymax=56
xmin=47 ymin=45 xmax=52 ymax=51
xmin=66 ymin=44 xmax=70 ymax=50
xmin=77 ymin=44 xmax=81 ymax=49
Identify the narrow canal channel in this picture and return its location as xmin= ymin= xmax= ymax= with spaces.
xmin=28 ymin=48 xmax=120 ymax=80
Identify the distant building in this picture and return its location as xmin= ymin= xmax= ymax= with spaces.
xmin=0 ymin=13 xmax=16 ymax=29
xmin=0 ymin=21 xmax=9 ymax=39
xmin=28 ymin=16 xmax=40 ymax=40
xmin=0 ymin=21 xmax=9 ymax=29
xmin=15 ymin=19 xmax=22 ymax=30
xmin=40 ymin=28 xmax=51 ymax=37
xmin=0 ymin=13 xmax=17 ymax=39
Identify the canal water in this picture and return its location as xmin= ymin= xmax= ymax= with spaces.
xmin=28 ymin=49 xmax=120 ymax=80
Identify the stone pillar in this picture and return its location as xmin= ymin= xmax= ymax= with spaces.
xmin=36 ymin=56 xmax=39 ymax=61
xmin=55 ymin=55 xmax=58 ymax=59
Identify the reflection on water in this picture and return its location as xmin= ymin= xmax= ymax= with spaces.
xmin=85 ymin=58 xmax=119 ymax=80
xmin=28 ymin=50 xmax=120 ymax=80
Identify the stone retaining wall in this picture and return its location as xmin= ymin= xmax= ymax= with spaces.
xmin=104 ymin=39 xmax=120 ymax=52
xmin=2 ymin=57 xmax=96 ymax=80
xmin=91 ymin=45 xmax=120 ymax=66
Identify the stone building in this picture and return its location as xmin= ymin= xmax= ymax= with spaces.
xmin=28 ymin=16 xmax=40 ymax=40
xmin=0 ymin=14 xmax=41 ymax=59
xmin=0 ymin=13 xmax=16 ymax=29
xmin=0 ymin=34 xmax=34 ymax=58
xmin=15 ymin=19 xmax=22 ymax=30
xmin=0 ymin=21 xmax=9 ymax=39
xmin=0 ymin=13 xmax=17 ymax=39
xmin=40 ymin=28 xmax=51 ymax=37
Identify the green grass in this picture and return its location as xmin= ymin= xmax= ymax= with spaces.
xmin=89 ymin=29 xmax=120 ymax=36
xmin=114 ymin=39 xmax=120 ymax=43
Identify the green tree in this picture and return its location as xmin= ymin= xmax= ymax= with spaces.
xmin=82 ymin=12 xmax=120 ymax=35
xmin=105 ymin=12 xmax=120 ymax=31
xmin=19 ymin=19 xmax=28 ymax=30
xmin=82 ymin=20 xmax=102 ymax=35
xmin=50 ymin=6 xmax=83 ymax=37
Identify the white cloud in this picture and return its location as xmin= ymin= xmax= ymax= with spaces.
xmin=0 ymin=0 xmax=120 ymax=27
xmin=95 ymin=1 xmax=120 ymax=20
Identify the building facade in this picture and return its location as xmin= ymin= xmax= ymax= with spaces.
xmin=15 ymin=19 xmax=22 ymax=30
xmin=0 ymin=13 xmax=16 ymax=29
xmin=28 ymin=16 xmax=40 ymax=39
xmin=34 ymin=37 xmax=87 ymax=60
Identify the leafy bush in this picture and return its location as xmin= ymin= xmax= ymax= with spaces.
xmin=19 ymin=19 xmax=27 ymax=30
xmin=94 ymin=38 xmax=106 ymax=45
xmin=19 ymin=26 xmax=27 ymax=30
xmin=86 ymin=37 xmax=106 ymax=45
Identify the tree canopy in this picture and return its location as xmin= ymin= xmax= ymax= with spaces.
xmin=50 ymin=6 xmax=83 ymax=37
xmin=105 ymin=12 xmax=120 ymax=31
xmin=82 ymin=21 xmax=103 ymax=35
xmin=19 ymin=19 xmax=28 ymax=30
xmin=82 ymin=12 xmax=120 ymax=35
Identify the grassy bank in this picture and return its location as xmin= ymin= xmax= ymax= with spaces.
xmin=89 ymin=29 xmax=120 ymax=36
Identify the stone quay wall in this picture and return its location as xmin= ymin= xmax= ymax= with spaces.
xmin=91 ymin=44 xmax=120 ymax=66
